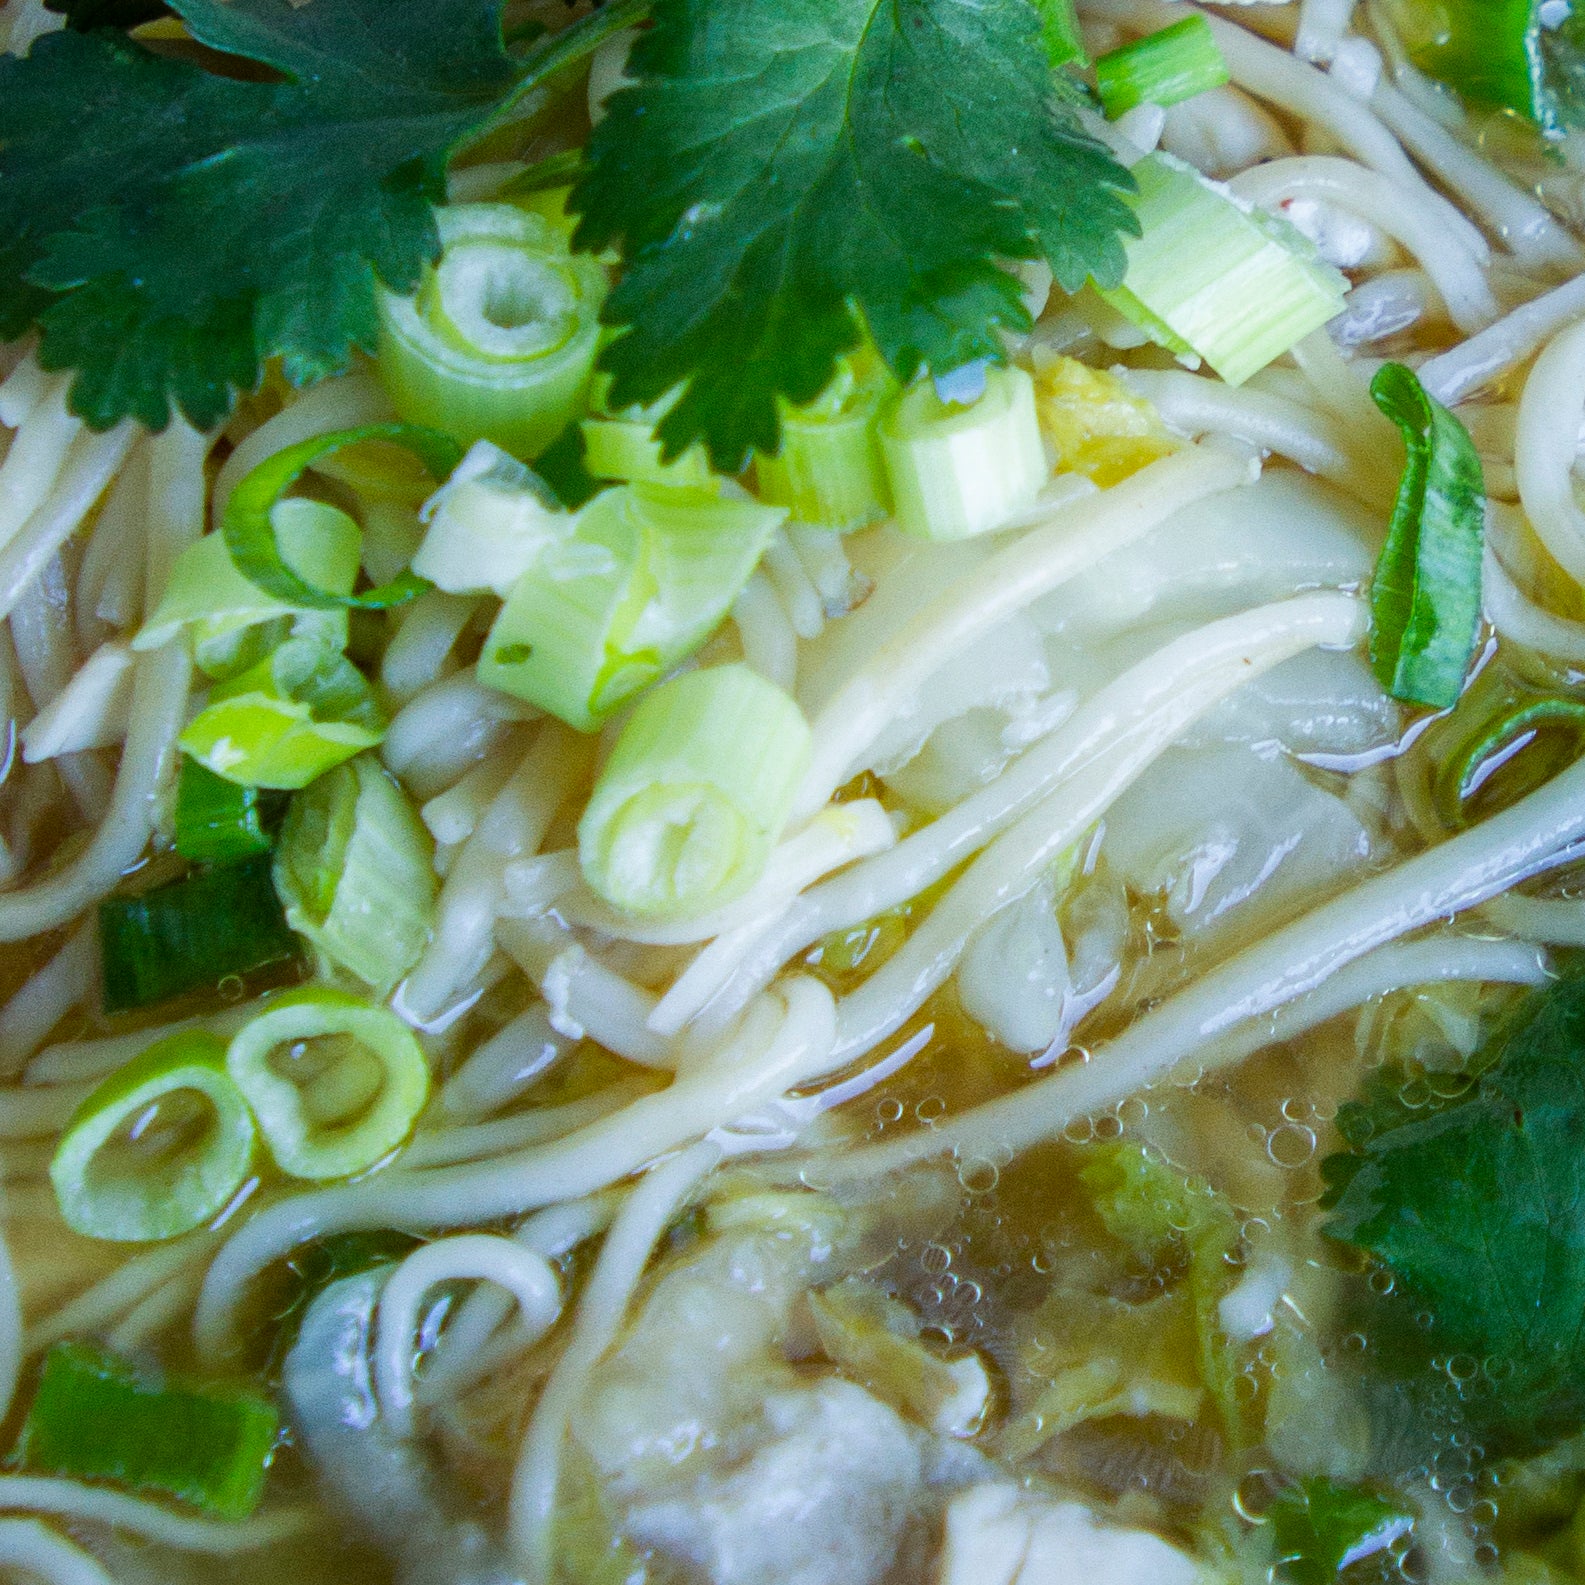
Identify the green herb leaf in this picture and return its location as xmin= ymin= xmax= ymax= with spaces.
xmin=570 ymin=0 xmax=1136 ymax=470
xmin=1367 ymin=362 xmax=1485 ymax=711
xmin=1268 ymin=1479 xmax=1413 ymax=1585
xmin=1324 ymin=975 xmax=1585 ymax=1452
xmin=0 ymin=0 xmax=524 ymax=428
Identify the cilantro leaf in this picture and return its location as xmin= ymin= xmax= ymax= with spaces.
xmin=571 ymin=0 xmax=1137 ymax=469
xmin=0 ymin=0 xmax=521 ymax=429
xmin=1324 ymin=975 xmax=1585 ymax=1453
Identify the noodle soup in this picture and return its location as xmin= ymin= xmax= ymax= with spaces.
xmin=2 ymin=0 xmax=1585 ymax=1581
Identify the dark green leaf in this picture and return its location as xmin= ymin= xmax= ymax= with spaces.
xmin=43 ymin=0 xmax=169 ymax=32
xmin=98 ymin=854 xmax=301 ymax=1012
xmin=0 ymin=0 xmax=521 ymax=429
xmin=1367 ymin=362 xmax=1485 ymax=711
xmin=1324 ymin=975 xmax=1585 ymax=1452
xmin=570 ymin=0 xmax=1136 ymax=469
xmin=1268 ymin=1479 xmax=1413 ymax=1585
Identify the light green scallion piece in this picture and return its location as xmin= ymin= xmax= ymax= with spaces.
xmin=755 ymin=355 xmax=895 ymax=532
xmin=50 ymin=1030 xmax=257 ymax=1243
xmin=134 ymin=499 xmax=360 ymax=679
xmin=179 ymin=635 xmax=386 ymax=790
xmin=225 ymin=988 xmax=430 ymax=1180
xmin=1097 ymin=153 xmax=1348 ymax=387
xmin=378 ymin=202 xmax=609 ymax=460
xmin=879 ymin=364 xmax=1047 ymax=541
xmin=274 ymin=754 xmax=436 ymax=995
xmin=478 ymin=483 xmax=786 ymax=731
xmin=578 ymin=663 xmax=811 ymax=918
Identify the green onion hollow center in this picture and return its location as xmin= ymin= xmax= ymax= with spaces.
xmin=50 ymin=1031 xmax=257 ymax=1243
xmin=592 ymin=782 xmax=753 ymax=916
xmin=432 ymin=241 xmax=581 ymax=361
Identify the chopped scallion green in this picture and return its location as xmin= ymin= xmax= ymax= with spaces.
xmin=377 ymin=203 xmax=609 ymax=459
xmin=755 ymin=356 xmax=895 ymax=532
xmin=18 ymin=1342 xmax=278 ymax=1518
xmin=222 ymin=424 xmax=462 ymax=614
xmin=1095 ymin=18 xmax=1228 ymax=120
xmin=478 ymin=483 xmax=785 ymax=731
xmin=414 ymin=441 xmax=570 ymax=597
xmin=1098 ymin=153 xmax=1348 ymax=387
xmin=50 ymin=1031 xmax=257 ymax=1242
xmin=225 ymin=989 xmax=430 ymax=1180
xmin=274 ymin=755 xmax=436 ymax=996
xmin=578 ymin=663 xmax=811 ymax=918
xmin=180 ymin=636 xmax=386 ymax=790
xmin=135 ymin=500 xmax=361 ymax=680
xmin=174 ymin=756 xmax=278 ymax=863
xmin=879 ymin=364 xmax=1046 ymax=541
xmin=99 ymin=856 xmax=301 ymax=1014
xmin=1368 ymin=362 xmax=1486 ymax=711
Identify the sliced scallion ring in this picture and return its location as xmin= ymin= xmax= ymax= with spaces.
xmin=50 ymin=1031 xmax=257 ymax=1243
xmin=225 ymin=989 xmax=430 ymax=1180
xmin=1435 ymin=696 xmax=1585 ymax=828
xmin=221 ymin=423 xmax=463 ymax=612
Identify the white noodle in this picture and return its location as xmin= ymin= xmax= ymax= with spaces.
xmin=439 ymin=1002 xmax=570 ymax=1121
xmin=0 ymin=1219 xmax=19 ymax=1426
xmin=380 ymin=590 xmax=480 ymax=705
xmin=1121 ymin=367 xmax=1390 ymax=503
xmin=0 ymin=352 xmax=46 ymax=431
xmin=21 ymin=641 xmax=134 ymax=762
xmin=510 ymin=1139 xmax=722 ymax=1584
xmin=529 ymin=941 xmax=672 ymax=1067
xmin=1516 ymin=318 xmax=1585 ymax=585
xmin=404 ymin=724 xmax=591 ymax=1021
xmin=762 ymin=533 xmax=824 ymax=640
xmin=405 ymin=1079 xmax=655 ymax=1168
xmin=1295 ymin=0 xmax=1354 ymax=62
xmin=0 ymin=377 xmax=79 ymax=556
xmin=0 ymin=1082 xmax=93 ymax=1139
xmin=1483 ymin=892 xmax=1585 ymax=947
xmin=1229 ymin=156 xmax=1498 ymax=334
xmin=1370 ymin=81 xmax=1584 ymax=273
xmin=733 ymin=571 xmax=798 ymax=690
xmin=0 ymin=1518 xmax=115 ymax=1585
xmin=420 ymin=746 xmax=525 ymax=848
xmin=0 ymin=422 xmax=137 ymax=626
xmin=817 ymin=748 xmax=1585 ymax=1184
xmin=381 ymin=672 xmax=537 ymax=801
xmin=678 ymin=592 xmax=1369 ymax=1042
xmin=375 ymin=1233 xmax=561 ymax=1439
xmin=104 ymin=1262 xmax=208 ymax=1354
xmin=0 ymin=924 xmax=93 ymax=1075
xmin=0 ymin=423 xmax=202 ymax=943
xmin=795 ymin=445 xmax=1248 ymax=819
xmin=1420 ymin=273 xmax=1585 ymax=408
xmin=0 ymin=1477 xmax=316 ymax=1552
xmin=194 ymin=979 xmax=838 ymax=1358
xmin=1482 ymin=544 xmax=1585 ymax=664
xmin=73 ymin=445 xmax=146 ymax=653
xmin=556 ymin=800 xmax=897 ymax=946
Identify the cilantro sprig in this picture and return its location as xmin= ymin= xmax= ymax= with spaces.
xmin=572 ymin=0 xmax=1137 ymax=468
xmin=0 ymin=0 xmax=1135 ymax=464
xmin=1323 ymin=974 xmax=1585 ymax=1455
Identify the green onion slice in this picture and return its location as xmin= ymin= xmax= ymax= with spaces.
xmin=1098 ymin=153 xmax=1348 ymax=388
xmin=377 ymin=203 xmax=609 ymax=460
xmin=222 ymin=423 xmax=463 ymax=613
xmin=1368 ymin=362 xmax=1486 ymax=711
xmin=479 ymin=483 xmax=785 ymax=731
xmin=274 ymin=754 xmax=436 ymax=996
xmin=225 ymin=989 xmax=430 ymax=1180
xmin=879 ymin=364 xmax=1046 ymax=541
xmin=99 ymin=856 xmax=301 ymax=1014
xmin=578 ymin=663 xmax=812 ymax=918
xmin=174 ymin=755 xmax=279 ymax=863
xmin=755 ymin=355 xmax=895 ymax=532
xmin=180 ymin=636 xmax=387 ymax=791
xmin=18 ymin=1341 xmax=278 ymax=1518
xmin=1095 ymin=17 xmax=1229 ymax=120
xmin=1434 ymin=695 xmax=1585 ymax=828
xmin=50 ymin=1031 xmax=257 ymax=1242
xmin=137 ymin=499 xmax=361 ymax=678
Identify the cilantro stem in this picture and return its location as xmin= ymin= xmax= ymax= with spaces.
xmin=486 ymin=0 xmax=652 ymax=134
